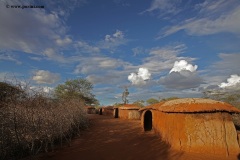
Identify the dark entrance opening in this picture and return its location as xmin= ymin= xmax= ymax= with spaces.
xmin=144 ymin=110 xmax=152 ymax=131
xmin=114 ymin=108 xmax=119 ymax=118
xmin=99 ymin=108 xmax=102 ymax=115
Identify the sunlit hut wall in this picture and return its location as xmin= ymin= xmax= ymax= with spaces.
xmin=118 ymin=104 xmax=141 ymax=120
xmin=85 ymin=106 xmax=96 ymax=114
xmin=102 ymin=106 xmax=114 ymax=116
xmin=140 ymin=98 xmax=240 ymax=156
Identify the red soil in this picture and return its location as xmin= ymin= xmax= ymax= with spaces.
xmin=36 ymin=114 xmax=239 ymax=160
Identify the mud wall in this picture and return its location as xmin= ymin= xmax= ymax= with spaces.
xmin=102 ymin=108 xmax=114 ymax=116
xmin=119 ymin=109 xmax=140 ymax=120
xmin=151 ymin=111 xmax=240 ymax=156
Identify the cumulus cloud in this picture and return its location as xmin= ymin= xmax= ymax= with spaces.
xmin=159 ymin=70 xmax=204 ymax=89
xmin=128 ymin=68 xmax=151 ymax=86
xmin=219 ymin=74 xmax=240 ymax=88
xmin=169 ymin=60 xmax=198 ymax=73
xmin=32 ymin=70 xmax=60 ymax=84
xmin=159 ymin=60 xmax=203 ymax=89
xmin=129 ymin=44 xmax=196 ymax=74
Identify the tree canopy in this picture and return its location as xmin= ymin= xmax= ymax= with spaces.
xmin=133 ymin=100 xmax=145 ymax=107
xmin=203 ymin=90 xmax=240 ymax=109
xmin=160 ymin=97 xmax=179 ymax=102
xmin=0 ymin=82 xmax=25 ymax=106
xmin=146 ymin=98 xmax=159 ymax=105
xmin=54 ymin=78 xmax=98 ymax=105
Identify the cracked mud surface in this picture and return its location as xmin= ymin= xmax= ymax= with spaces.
xmin=36 ymin=114 xmax=238 ymax=160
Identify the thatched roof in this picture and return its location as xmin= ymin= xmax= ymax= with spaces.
xmin=119 ymin=104 xmax=141 ymax=110
xmin=139 ymin=98 xmax=240 ymax=113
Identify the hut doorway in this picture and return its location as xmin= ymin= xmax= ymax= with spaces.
xmin=144 ymin=110 xmax=152 ymax=131
xmin=99 ymin=108 xmax=102 ymax=115
xmin=114 ymin=108 xmax=119 ymax=118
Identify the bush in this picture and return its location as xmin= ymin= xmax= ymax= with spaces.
xmin=0 ymin=82 xmax=89 ymax=160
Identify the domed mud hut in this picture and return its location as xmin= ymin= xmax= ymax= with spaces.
xmin=102 ymin=106 xmax=114 ymax=116
xmin=85 ymin=106 xmax=96 ymax=114
xmin=118 ymin=104 xmax=141 ymax=120
xmin=140 ymin=98 xmax=240 ymax=156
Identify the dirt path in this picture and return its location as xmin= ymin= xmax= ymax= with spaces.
xmin=38 ymin=114 xmax=238 ymax=160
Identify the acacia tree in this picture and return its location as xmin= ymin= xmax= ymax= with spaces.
xmin=133 ymin=100 xmax=145 ymax=107
xmin=146 ymin=98 xmax=159 ymax=105
xmin=203 ymin=90 xmax=240 ymax=109
xmin=54 ymin=78 xmax=98 ymax=105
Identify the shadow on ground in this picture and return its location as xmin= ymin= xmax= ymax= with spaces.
xmin=34 ymin=115 xmax=184 ymax=160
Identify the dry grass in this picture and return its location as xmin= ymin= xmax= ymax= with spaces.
xmin=0 ymin=82 xmax=89 ymax=160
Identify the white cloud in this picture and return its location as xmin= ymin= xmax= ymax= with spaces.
xmin=42 ymin=48 xmax=67 ymax=63
xmin=133 ymin=44 xmax=196 ymax=74
xmin=99 ymin=30 xmax=127 ymax=50
xmin=159 ymin=60 xmax=203 ymax=89
xmin=211 ymin=53 xmax=240 ymax=75
xmin=0 ymin=3 xmax=66 ymax=54
xmin=143 ymin=0 xmax=182 ymax=17
xmin=74 ymin=56 xmax=128 ymax=74
xmin=56 ymin=37 xmax=72 ymax=46
xmin=128 ymin=68 xmax=151 ymax=86
xmin=29 ymin=56 xmax=42 ymax=61
xmin=158 ymin=1 xmax=240 ymax=38
xmin=132 ymin=47 xmax=145 ymax=56
xmin=219 ymin=74 xmax=240 ymax=88
xmin=32 ymin=70 xmax=60 ymax=84
xmin=105 ymin=30 xmax=124 ymax=42
xmin=159 ymin=70 xmax=204 ymax=89
xmin=0 ymin=0 xmax=86 ymax=62
xmin=0 ymin=51 xmax=21 ymax=64
xmin=169 ymin=60 xmax=198 ymax=73
xmin=75 ymin=41 xmax=100 ymax=53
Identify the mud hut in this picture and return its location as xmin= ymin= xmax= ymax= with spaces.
xmin=140 ymin=98 xmax=240 ymax=156
xmin=102 ymin=106 xmax=114 ymax=116
xmin=85 ymin=106 xmax=96 ymax=114
xmin=118 ymin=104 xmax=141 ymax=120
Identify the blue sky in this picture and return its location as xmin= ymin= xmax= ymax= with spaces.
xmin=1 ymin=0 xmax=240 ymax=105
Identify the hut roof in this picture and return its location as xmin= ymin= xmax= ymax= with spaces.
xmin=119 ymin=104 xmax=141 ymax=110
xmin=139 ymin=98 xmax=240 ymax=113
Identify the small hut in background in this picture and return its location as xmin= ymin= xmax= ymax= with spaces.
xmin=102 ymin=106 xmax=114 ymax=116
xmin=140 ymin=98 xmax=240 ymax=156
xmin=118 ymin=104 xmax=141 ymax=120
xmin=85 ymin=106 xmax=96 ymax=114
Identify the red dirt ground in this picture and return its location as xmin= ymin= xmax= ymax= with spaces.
xmin=36 ymin=114 xmax=239 ymax=160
